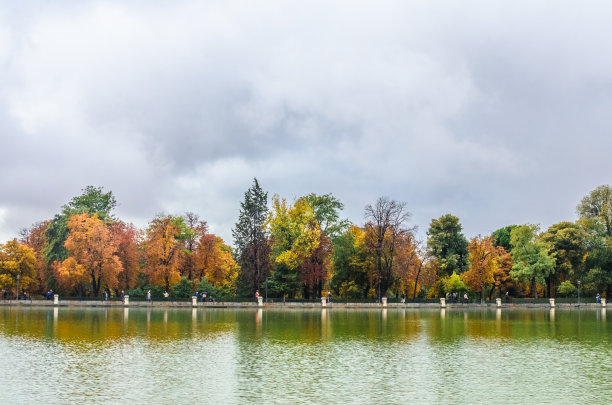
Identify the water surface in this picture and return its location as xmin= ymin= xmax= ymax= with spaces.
xmin=0 ymin=307 xmax=609 ymax=404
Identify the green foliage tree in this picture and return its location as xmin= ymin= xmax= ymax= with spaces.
xmin=442 ymin=271 xmax=469 ymax=296
xmin=299 ymin=193 xmax=349 ymax=240
xmin=540 ymin=222 xmax=586 ymax=296
xmin=233 ymin=178 xmax=270 ymax=296
xmin=577 ymin=185 xmax=612 ymax=237
xmin=427 ymin=214 xmax=469 ymax=277
xmin=556 ymin=280 xmax=577 ymax=297
xmin=579 ymin=221 xmax=612 ymax=296
xmin=491 ymin=225 xmax=519 ymax=251
xmin=330 ymin=226 xmax=370 ymax=299
xmin=509 ymin=225 xmax=556 ymax=298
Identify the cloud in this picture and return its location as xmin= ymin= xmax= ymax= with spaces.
xmin=1 ymin=1 xmax=611 ymax=244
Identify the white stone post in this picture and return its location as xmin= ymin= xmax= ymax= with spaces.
xmin=257 ymin=296 xmax=263 ymax=307
xmin=192 ymin=296 xmax=197 ymax=307
xmin=440 ymin=298 xmax=446 ymax=308
xmin=602 ymin=298 xmax=606 ymax=307
xmin=321 ymin=297 xmax=327 ymax=307
xmin=53 ymin=295 xmax=59 ymax=305
xmin=496 ymin=298 xmax=502 ymax=307
xmin=382 ymin=297 xmax=388 ymax=307
xmin=549 ymin=298 xmax=555 ymax=308
xmin=124 ymin=295 xmax=129 ymax=306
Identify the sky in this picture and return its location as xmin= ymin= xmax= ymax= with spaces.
xmin=1 ymin=0 xmax=611 ymax=244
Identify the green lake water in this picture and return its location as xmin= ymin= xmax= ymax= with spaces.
xmin=0 ymin=306 xmax=610 ymax=404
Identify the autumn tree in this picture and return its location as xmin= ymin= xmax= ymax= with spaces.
xmin=393 ymin=233 xmax=421 ymax=298
xmin=0 ymin=239 xmax=37 ymax=297
xmin=509 ymin=225 xmax=555 ymax=298
xmin=427 ymin=214 xmax=469 ymax=277
xmin=44 ymin=186 xmax=117 ymax=268
xmin=490 ymin=247 xmax=513 ymax=299
xmin=195 ymin=234 xmax=239 ymax=295
xmin=109 ymin=221 xmax=141 ymax=291
xmin=233 ymin=178 xmax=270 ymax=296
xmin=267 ymin=196 xmax=320 ymax=299
xmin=59 ymin=213 xmax=122 ymax=297
xmin=143 ymin=215 xmax=188 ymax=291
xmin=463 ymin=236 xmax=501 ymax=303
xmin=297 ymin=193 xmax=347 ymax=298
xmin=364 ymin=197 xmax=412 ymax=300
xmin=181 ymin=212 xmax=207 ymax=281
xmin=301 ymin=233 xmax=332 ymax=299
xmin=19 ymin=220 xmax=50 ymax=294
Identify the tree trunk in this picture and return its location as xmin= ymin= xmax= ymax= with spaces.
xmin=533 ymin=278 xmax=538 ymax=299
xmin=413 ymin=263 xmax=423 ymax=299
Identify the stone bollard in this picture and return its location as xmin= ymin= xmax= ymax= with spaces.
xmin=440 ymin=298 xmax=446 ymax=308
xmin=53 ymin=295 xmax=59 ymax=305
xmin=549 ymin=298 xmax=555 ymax=308
xmin=602 ymin=298 xmax=606 ymax=307
xmin=124 ymin=295 xmax=129 ymax=306
xmin=192 ymin=296 xmax=197 ymax=307
xmin=321 ymin=297 xmax=327 ymax=307
xmin=257 ymin=296 xmax=263 ymax=307
xmin=496 ymin=298 xmax=502 ymax=307
xmin=382 ymin=297 xmax=388 ymax=307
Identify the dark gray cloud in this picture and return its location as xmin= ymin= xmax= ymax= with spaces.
xmin=1 ymin=1 xmax=611 ymax=243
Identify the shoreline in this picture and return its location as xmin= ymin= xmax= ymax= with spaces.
xmin=0 ymin=299 xmax=607 ymax=310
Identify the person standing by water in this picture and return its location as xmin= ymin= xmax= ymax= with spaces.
xmin=596 ymin=293 xmax=601 ymax=303
xmin=164 ymin=291 xmax=169 ymax=301
xmin=328 ymin=290 xmax=332 ymax=303
xmin=147 ymin=290 xmax=152 ymax=303
xmin=121 ymin=290 xmax=125 ymax=303
xmin=255 ymin=290 xmax=259 ymax=302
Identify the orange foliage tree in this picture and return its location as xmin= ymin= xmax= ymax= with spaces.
xmin=58 ymin=213 xmax=122 ymax=297
xmin=143 ymin=215 xmax=187 ymax=290
xmin=463 ymin=236 xmax=503 ymax=302
xmin=20 ymin=220 xmax=50 ymax=294
xmin=109 ymin=221 xmax=141 ymax=291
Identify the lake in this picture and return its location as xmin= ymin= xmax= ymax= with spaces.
xmin=0 ymin=306 xmax=610 ymax=404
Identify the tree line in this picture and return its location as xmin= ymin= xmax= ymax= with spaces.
xmin=1 ymin=182 xmax=611 ymax=300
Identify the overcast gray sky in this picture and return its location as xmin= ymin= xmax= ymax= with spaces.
xmin=1 ymin=0 xmax=611 ymax=244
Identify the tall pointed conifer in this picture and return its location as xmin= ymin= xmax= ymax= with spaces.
xmin=233 ymin=178 xmax=270 ymax=295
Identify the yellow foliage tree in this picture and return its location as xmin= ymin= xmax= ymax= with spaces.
xmin=0 ymin=239 xmax=37 ymax=296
